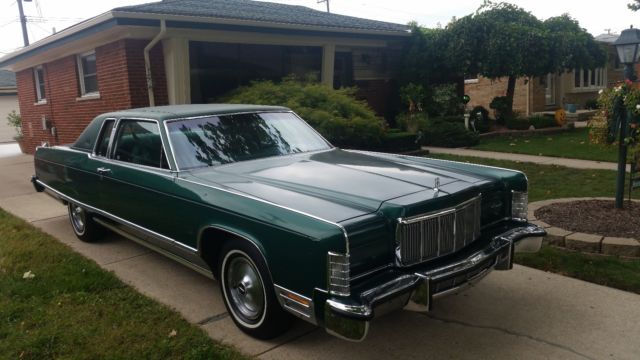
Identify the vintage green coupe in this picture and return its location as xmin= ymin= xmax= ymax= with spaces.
xmin=32 ymin=104 xmax=545 ymax=341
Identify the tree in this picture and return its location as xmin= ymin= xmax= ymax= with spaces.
xmin=446 ymin=2 xmax=607 ymax=116
xmin=629 ymin=0 xmax=640 ymax=11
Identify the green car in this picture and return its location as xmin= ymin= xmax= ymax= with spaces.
xmin=32 ymin=104 xmax=545 ymax=341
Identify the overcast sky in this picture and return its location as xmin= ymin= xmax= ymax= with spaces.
xmin=0 ymin=0 xmax=638 ymax=56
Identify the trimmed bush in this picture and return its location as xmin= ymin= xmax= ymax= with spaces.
xmin=528 ymin=115 xmax=557 ymax=129
xmin=222 ymin=77 xmax=386 ymax=148
xmin=376 ymin=131 xmax=420 ymax=152
xmin=396 ymin=112 xmax=429 ymax=133
xmin=506 ymin=117 xmax=530 ymax=130
xmin=422 ymin=119 xmax=479 ymax=147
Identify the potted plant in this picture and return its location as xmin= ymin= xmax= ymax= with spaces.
xmin=6 ymin=110 xmax=25 ymax=153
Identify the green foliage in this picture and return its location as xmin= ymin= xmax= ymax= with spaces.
xmin=528 ymin=115 xmax=557 ymax=129
xmin=422 ymin=118 xmax=479 ymax=147
xmin=489 ymin=96 xmax=513 ymax=124
xmin=222 ymin=76 xmax=386 ymax=148
xmin=396 ymin=112 xmax=429 ymax=133
xmin=6 ymin=110 xmax=21 ymax=140
xmin=585 ymin=98 xmax=599 ymax=110
xmin=631 ymin=0 xmax=640 ymax=11
xmin=470 ymin=105 xmax=491 ymax=133
xmin=505 ymin=117 xmax=530 ymax=130
xmin=398 ymin=83 xmax=426 ymax=113
xmin=430 ymin=83 xmax=462 ymax=116
xmin=377 ymin=131 xmax=420 ymax=152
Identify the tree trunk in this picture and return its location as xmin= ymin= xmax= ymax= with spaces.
xmin=505 ymin=75 xmax=516 ymax=119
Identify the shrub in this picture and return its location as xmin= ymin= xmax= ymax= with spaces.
xmin=528 ymin=115 xmax=557 ymax=129
xmin=470 ymin=105 xmax=491 ymax=133
xmin=430 ymin=83 xmax=462 ymax=117
xmin=376 ymin=131 xmax=420 ymax=152
xmin=505 ymin=117 xmax=530 ymax=130
xmin=396 ymin=112 xmax=429 ymax=133
xmin=222 ymin=76 xmax=386 ymax=148
xmin=489 ymin=96 xmax=513 ymax=125
xmin=6 ymin=110 xmax=22 ymax=140
xmin=422 ymin=118 xmax=479 ymax=148
xmin=585 ymin=98 xmax=599 ymax=110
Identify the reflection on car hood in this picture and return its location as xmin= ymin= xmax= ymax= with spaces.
xmin=186 ymin=149 xmax=495 ymax=223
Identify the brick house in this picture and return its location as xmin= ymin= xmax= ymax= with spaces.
xmin=464 ymin=33 xmax=626 ymax=117
xmin=0 ymin=0 xmax=409 ymax=154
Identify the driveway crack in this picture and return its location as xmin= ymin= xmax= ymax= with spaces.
xmin=425 ymin=314 xmax=597 ymax=360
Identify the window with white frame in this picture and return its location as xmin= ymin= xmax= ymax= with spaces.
xmin=77 ymin=51 xmax=98 ymax=96
xmin=574 ymin=68 xmax=606 ymax=90
xmin=34 ymin=66 xmax=46 ymax=102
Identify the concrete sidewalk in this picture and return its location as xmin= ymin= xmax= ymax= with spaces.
xmin=423 ymin=146 xmax=629 ymax=171
xmin=1 ymin=153 xmax=639 ymax=359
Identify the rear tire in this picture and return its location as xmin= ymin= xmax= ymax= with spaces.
xmin=218 ymin=241 xmax=292 ymax=339
xmin=67 ymin=203 xmax=104 ymax=242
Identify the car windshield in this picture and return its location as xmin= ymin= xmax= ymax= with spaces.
xmin=166 ymin=112 xmax=331 ymax=169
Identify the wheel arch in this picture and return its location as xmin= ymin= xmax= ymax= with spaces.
xmin=197 ymin=225 xmax=272 ymax=281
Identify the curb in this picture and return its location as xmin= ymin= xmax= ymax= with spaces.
xmin=530 ymin=198 xmax=640 ymax=258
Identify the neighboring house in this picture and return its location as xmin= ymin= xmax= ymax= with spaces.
xmin=464 ymin=33 xmax=626 ymax=117
xmin=0 ymin=70 xmax=18 ymax=142
xmin=0 ymin=0 xmax=409 ymax=154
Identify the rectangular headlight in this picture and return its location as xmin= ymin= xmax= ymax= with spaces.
xmin=327 ymin=252 xmax=350 ymax=296
xmin=511 ymin=191 xmax=528 ymax=222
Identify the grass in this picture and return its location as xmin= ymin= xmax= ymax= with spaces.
xmin=515 ymin=247 xmax=640 ymax=294
xmin=472 ymin=128 xmax=620 ymax=163
xmin=0 ymin=208 xmax=246 ymax=360
xmin=428 ymin=153 xmax=619 ymax=202
xmin=428 ymin=154 xmax=640 ymax=294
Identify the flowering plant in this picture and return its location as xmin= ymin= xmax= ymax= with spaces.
xmin=595 ymin=80 xmax=640 ymax=147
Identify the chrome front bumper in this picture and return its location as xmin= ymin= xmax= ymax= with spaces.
xmin=324 ymin=224 xmax=545 ymax=341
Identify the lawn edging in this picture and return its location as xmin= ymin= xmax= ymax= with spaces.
xmin=530 ymin=197 xmax=640 ymax=258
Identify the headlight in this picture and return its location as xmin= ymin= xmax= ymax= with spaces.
xmin=327 ymin=252 xmax=350 ymax=296
xmin=511 ymin=191 xmax=528 ymax=222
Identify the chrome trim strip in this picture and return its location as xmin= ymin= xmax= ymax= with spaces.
xmin=93 ymin=217 xmax=213 ymax=279
xmin=35 ymin=179 xmax=198 ymax=253
xmin=350 ymin=263 xmax=393 ymax=282
xmin=398 ymin=195 xmax=482 ymax=225
xmin=274 ymin=284 xmax=317 ymax=325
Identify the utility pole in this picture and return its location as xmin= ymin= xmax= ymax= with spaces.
xmin=317 ymin=0 xmax=330 ymax=13
xmin=16 ymin=0 xmax=31 ymax=46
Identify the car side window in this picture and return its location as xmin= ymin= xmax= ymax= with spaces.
xmin=95 ymin=119 xmax=115 ymax=157
xmin=112 ymin=120 xmax=170 ymax=169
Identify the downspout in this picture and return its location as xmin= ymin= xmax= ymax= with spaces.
xmin=144 ymin=19 xmax=166 ymax=107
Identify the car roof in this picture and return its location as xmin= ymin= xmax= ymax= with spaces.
xmin=99 ymin=104 xmax=291 ymax=122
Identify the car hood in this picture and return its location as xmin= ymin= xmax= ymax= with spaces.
xmin=185 ymin=149 xmax=494 ymax=223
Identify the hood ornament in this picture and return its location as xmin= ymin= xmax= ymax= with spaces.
xmin=434 ymin=177 xmax=440 ymax=196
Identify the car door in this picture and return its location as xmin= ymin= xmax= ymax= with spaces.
xmin=97 ymin=118 xmax=191 ymax=256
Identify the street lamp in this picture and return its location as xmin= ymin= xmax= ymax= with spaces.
xmin=613 ymin=26 xmax=640 ymax=208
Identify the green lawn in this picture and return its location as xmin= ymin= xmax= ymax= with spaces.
xmin=0 ymin=208 xmax=246 ymax=360
xmin=428 ymin=153 xmax=619 ymax=202
xmin=472 ymin=128 xmax=620 ymax=163
xmin=428 ymin=154 xmax=640 ymax=294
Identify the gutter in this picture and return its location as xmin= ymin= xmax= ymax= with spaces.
xmin=144 ymin=19 xmax=166 ymax=107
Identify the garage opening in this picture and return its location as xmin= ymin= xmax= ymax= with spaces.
xmin=189 ymin=41 xmax=322 ymax=104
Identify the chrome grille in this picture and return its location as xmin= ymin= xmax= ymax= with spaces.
xmin=396 ymin=196 xmax=482 ymax=266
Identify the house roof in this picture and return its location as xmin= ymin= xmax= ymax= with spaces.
xmin=0 ymin=70 xmax=16 ymax=88
xmin=114 ymin=0 xmax=409 ymax=33
xmin=595 ymin=33 xmax=619 ymax=44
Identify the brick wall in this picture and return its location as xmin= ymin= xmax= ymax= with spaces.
xmin=464 ymin=76 xmax=531 ymax=116
xmin=17 ymin=39 xmax=167 ymax=154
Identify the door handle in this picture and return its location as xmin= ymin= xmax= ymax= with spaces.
xmin=97 ymin=167 xmax=111 ymax=175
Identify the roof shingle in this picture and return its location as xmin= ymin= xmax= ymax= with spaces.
xmin=114 ymin=0 xmax=409 ymax=33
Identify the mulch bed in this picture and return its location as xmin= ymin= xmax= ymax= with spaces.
xmin=535 ymin=200 xmax=640 ymax=239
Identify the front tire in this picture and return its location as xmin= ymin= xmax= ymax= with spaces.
xmin=219 ymin=242 xmax=292 ymax=339
xmin=67 ymin=203 xmax=104 ymax=242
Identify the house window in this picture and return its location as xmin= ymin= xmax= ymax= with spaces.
xmin=574 ymin=68 xmax=605 ymax=90
xmin=34 ymin=66 xmax=46 ymax=102
xmin=543 ymin=74 xmax=556 ymax=106
xmin=77 ymin=51 xmax=98 ymax=96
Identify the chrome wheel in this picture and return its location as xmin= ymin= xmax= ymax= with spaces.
xmin=226 ymin=255 xmax=265 ymax=322
xmin=69 ymin=203 xmax=86 ymax=235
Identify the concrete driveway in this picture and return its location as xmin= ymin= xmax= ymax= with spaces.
xmin=2 ymin=153 xmax=639 ymax=359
